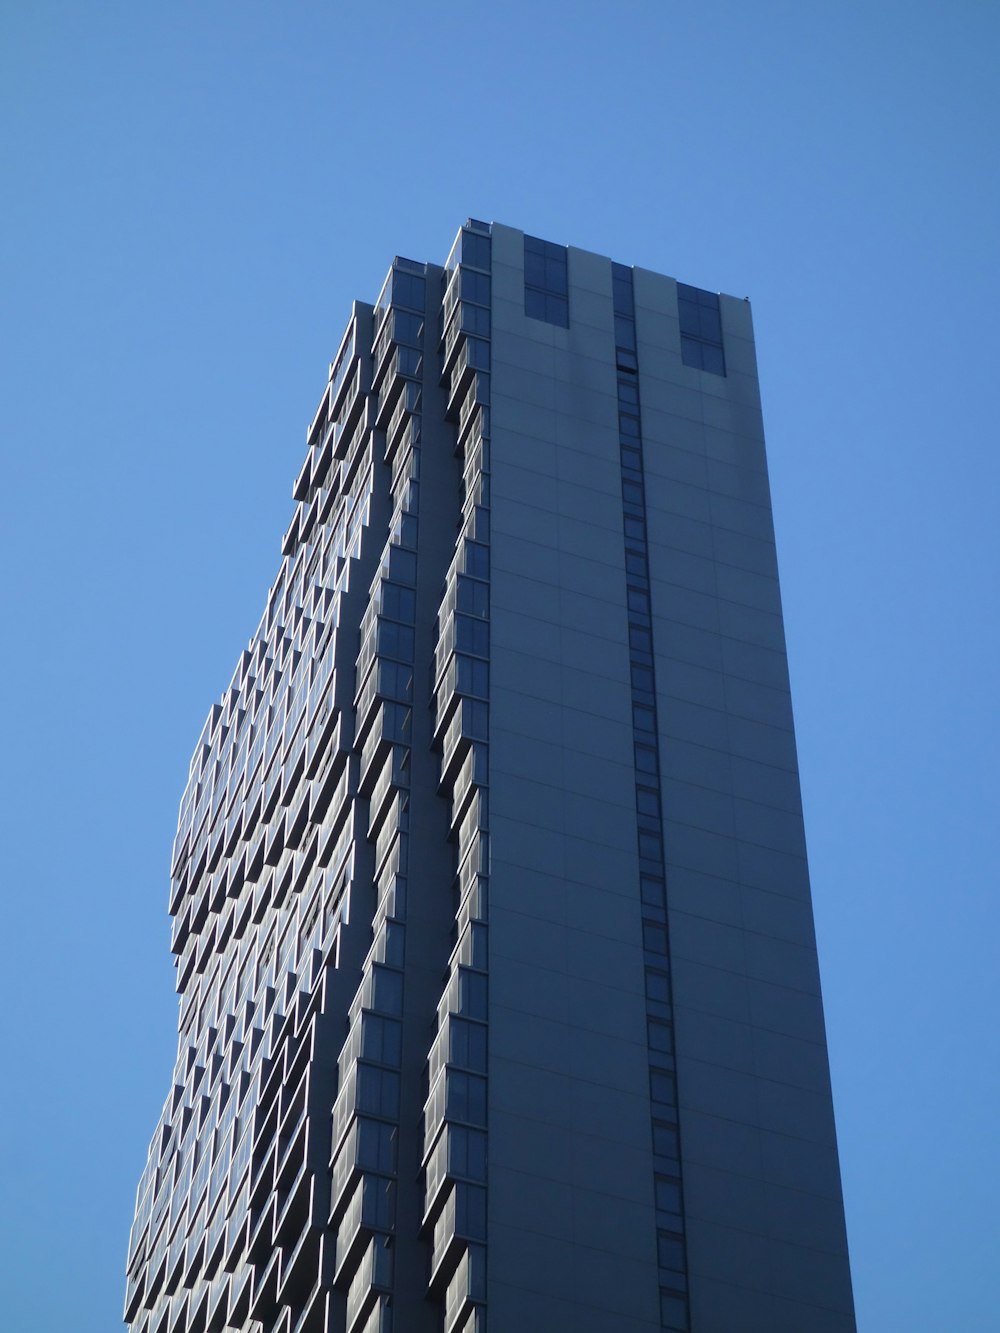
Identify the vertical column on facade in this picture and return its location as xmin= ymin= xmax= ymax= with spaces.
xmin=235 ymin=307 xmax=384 ymax=1333
xmin=125 ymin=304 xmax=386 ymax=1333
xmin=422 ymin=223 xmax=492 ymax=1333
xmin=326 ymin=262 xmax=429 ymax=1333
xmin=612 ymin=263 xmax=691 ymax=1333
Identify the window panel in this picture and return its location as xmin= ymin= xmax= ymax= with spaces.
xmin=524 ymin=234 xmax=569 ymax=327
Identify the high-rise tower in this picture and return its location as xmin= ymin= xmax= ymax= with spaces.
xmin=124 ymin=221 xmax=855 ymax=1333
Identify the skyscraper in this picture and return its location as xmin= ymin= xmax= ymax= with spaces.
xmin=124 ymin=220 xmax=855 ymax=1333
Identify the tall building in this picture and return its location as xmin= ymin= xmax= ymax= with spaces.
xmin=124 ymin=221 xmax=855 ymax=1333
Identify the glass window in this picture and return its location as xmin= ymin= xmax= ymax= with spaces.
xmin=456 ymin=1182 xmax=487 ymax=1240
xmin=660 ymin=1290 xmax=689 ymax=1330
xmin=612 ymin=264 xmax=634 ymax=316
xmin=449 ymin=1126 xmax=487 ymax=1181
xmin=458 ymin=968 xmax=488 ymax=1020
xmin=461 ymin=231 xmax=491 ymax=272
xmin=627 ymin=587 xmax=650 ymax=615
xmin=639 ymin=830 xmax=662 ymax=862
xmin=524 ymin=287 xmax=548 ymax=322
xmin=455 ymin=615 xmax=489 ymax=658
xmin=456 ymin=656 xmax=489 ymax=699
xmin=652 ymin=1120 xmax=679 ymax=1160
xmin=655 ymin=1176 xmax=682 ymax=1214
xmin=357 ymin=1065 xmax=400 ymax=1120
xmin=658 ymin=1231 xmax=686 ymax=1273
xmin=635 ymin=743 xmax=657 ymax=775
xmin=637 ymin=789 xmax=660 ymax=818
xmin=392 ymin=271 xmax=425 ymax=312
xmin=640 ymin=873 xmax=664 ymax=906
xmin=618 ymin=378 xmax=639 ymax=406
xmin=449 ymin=1017 xmax=487 ymax=1073
xmin=456 ymin=578 xmax=489 ymax=618
xmin=677 ymin=282 xmax=725 ymax=376
xmin=524 ymin=234 xmax=569 ymax=327
xmin=461 ymin=269 xmax=491 ymax=306
xmin=446 ymin=1071 xmax=487 ymax=1126
xmin=357 ymin=1118 xmax=397 ymax=1174
xmin=463 ymin=541 xmax=489 ymax=579
xmin=629 ymin=625 xmax=652 ymax=654
xmin=361 ymin=1015 xmax=403 ymax=1067
xmin=615 ymin=314 xmax=636 ymax=350
xmin=643 ymin=921 xmax=668 ymax=955
xmin=380 ymin=583 xmax=415 ymax=624
xmin=648 ymin=1021 xmax=674 ymax=1055
xmin=646 ymin=970 xmax=670 ymax=1004
xmin=371 ymin=965 xmax=403 ymax=1016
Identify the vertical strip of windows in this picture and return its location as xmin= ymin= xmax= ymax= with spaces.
xmin=326 ymin=260 xmax=430 ymax=1331
xmin=523 ymin=233 xmax=569 ymax=327
xmin=425 ymin=222 xmax=492 ymax=1333
xmin=613 ymin=261 xmax=691 ymax=1333
xmin=127 ymin=305 xmax=383 ymax=1333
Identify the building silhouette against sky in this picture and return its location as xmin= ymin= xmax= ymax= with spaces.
xmin=124 ymin=221 xmax=855 ymax=1333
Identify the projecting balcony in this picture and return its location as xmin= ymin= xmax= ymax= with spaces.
xmin=445 ymin=338 xmax=489 ymax=422
xmin=289 ymin=1278 xmax=327 ymax=1333
xmin=275 ymin=1165 xmax=316 ymax=1258
xmin=276 ymin=1224 xmax=323 ymax=1318
xmin=203 ymin=1269 xmax=230 ymax=1333
xmin=248 ymin=1242 xmax=283 ymax=1329
xmin=225 ymin=1259 xmax=252 ymax=1327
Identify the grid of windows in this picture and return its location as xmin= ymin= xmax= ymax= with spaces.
xmin=613 ymin=261 xmax=690 ymax=1333
xmin=678 ymin=281 xmax=725 ymax=376
xmin=523 ymin=234 xmax=569 ymax=327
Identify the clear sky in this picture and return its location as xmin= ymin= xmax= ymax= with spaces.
xmin=2 ymin=3 xmax=998 ymax=1330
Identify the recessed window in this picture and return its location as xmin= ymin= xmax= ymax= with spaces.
xmin=660 ymin=1289 xmax=689 ymax=1331
xmin=524 ymin=234 xmax=569 ymax=327
xmin=677 ymin=281 xmax=725 ymax=375
xmin=678 ymin=282 xmax=726 ymax=376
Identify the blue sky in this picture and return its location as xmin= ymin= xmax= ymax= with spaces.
xmin=2 ymin=3 xmax=998 ymax=1329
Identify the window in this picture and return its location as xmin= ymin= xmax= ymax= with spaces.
xmin=524 ymin=234 xmax=569 ymax=327
xmin=652 ymin=1120 xmax=679 ymax=1160
xmin=460 ymin=230 xmax=491 ymax=272
xmin=648 ymin=1020 xmax=674 ymax=1055
xmin=356 ymin=1119 xmax=397 ymax=1175
xmin=361 ymin=1014 xmax=403 ymax=1067
xmin=643 ymin=921 xmax=669 ymax=955
xmin=457 ymin=967 xmax=488 ymax=1021
xmin=640 ymin=873 xmax=664 ymax=906
xmin=448 ymin=1017 xmax=488 ymax=1072
xmin=658 ymin=1230 xmax=686 ymax=1274
xmin=460 ymin=269 xmax=491 ymax=307
xmin=371 ymin=965 xmax=403 ymax=1016
xmin=446 ymin=1071 xmax=487 ymax=1126
xmin=357 ymin=1065 xmax=400 ymax=1120
xmin=650 ymin=1069 xmax=676 ymax=1106
xmin=455 ymin=615 xmax=489 ymax=658
xmin=678 ymin=282 xmax=726 ymax=376
xmin=661 ymin=1289 xmax=689 ymax=1330
xmin=655 ymin=1176 xmax=682 ymax=1214
xmin=456 ymin=656 xmax=489 ymax=699
xmin=391 ymin=271 xmax=425 ymax=313
xmin=448 ymin=1125 xmax=487 ymax=1182
xmin=646 ymin=969 xmax=671 ymax=1006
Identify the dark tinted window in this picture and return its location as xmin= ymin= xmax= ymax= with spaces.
xmin=524 ymin=234 xmax=569 ymax=327
xmin=677 ymin=281 xmax=725 ymax=376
